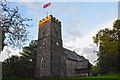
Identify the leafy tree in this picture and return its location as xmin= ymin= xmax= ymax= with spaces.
xmin=92 ymin=65 xmax=100 ymax=76
xmin=20 ymin=40 xmax=37 ymax=78
xmin=0 ymin=1 xmax=32 ymax=50
xmin=93 ymin=20 xmax=119 ymax=74
xmin=2 ymin=55 xmax=22 ymax=78
xmin=2 ymin=40 xmax=37 ymax=78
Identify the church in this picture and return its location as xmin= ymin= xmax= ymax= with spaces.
xmin=34 ymin=15 xmax=92 ymax=79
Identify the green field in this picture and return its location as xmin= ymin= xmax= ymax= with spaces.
xmin=2 ymin=74 xmax=119 ymax=80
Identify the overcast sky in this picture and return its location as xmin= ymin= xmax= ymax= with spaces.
xmin=0 ymin=0 xmax=118 ymax=65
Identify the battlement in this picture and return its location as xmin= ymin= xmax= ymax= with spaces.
xmin=39 ymin=14 xmax=61 ymax=26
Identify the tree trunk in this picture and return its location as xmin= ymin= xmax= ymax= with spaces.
xmin=0 ymin=21 xmax=2 ymax=79
xmin=0 ymin=21 xmax=2 ymax=53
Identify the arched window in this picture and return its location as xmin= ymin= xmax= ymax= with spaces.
xmin=53 ymin=26 xmax=58 ymax=36
xmin=42 ymin=26 xmax=46 ymax=36
xmin=41 ymin=57 xmax=46 ymax=68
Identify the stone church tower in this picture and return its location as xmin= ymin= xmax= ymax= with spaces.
xmin=35 ymin=15 xmax=66 ymax=78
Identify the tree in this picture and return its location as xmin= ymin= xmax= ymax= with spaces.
xmin=93 ymin=20 xmax=119 ymax=74
xmin=0 ymin=1 xmax=32 ymax=50
xmin=2 ymin=40 xmax=37 ymax=78
xmin=2 ymin=55 xmax=22 ymax=78
xmin=92 ymin=65 xmax=100 ymax=76
xmin=20 ymin=40 xmax=37 ymax=78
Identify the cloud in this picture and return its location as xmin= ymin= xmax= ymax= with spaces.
xmin=0 ymin=2 xmax=117 ymax=65
xmin=18 ymin=2 xmax=84 ymax=42
xmin=83 ymin=44 xmax=98 ymax=65
xmin=63 ymin=18 xmax=116 ymax=65
xmin=118 ymin=1 xmax=120 ymax=19
xmin=0 ymin=46 xmax=21 ymax=62
xmin=18 ymin=2 xmax=44 ymax=19
xmin=63 ymin=19 xmax=82 ymax=41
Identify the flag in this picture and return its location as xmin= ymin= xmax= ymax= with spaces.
xmin=43 ymin=2 xmax=51 ymax=8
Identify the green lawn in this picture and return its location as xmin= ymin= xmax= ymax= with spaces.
xmin=2 ymin=74 xmax=119 ymax=80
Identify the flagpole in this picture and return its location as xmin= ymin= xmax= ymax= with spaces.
xmin=50 ymin=2 xmax=52 ymax=15
xmin=47 ymin=12 xmax=48 ymax=17
xmin=43 ymin=2 xmax=51 ymax=17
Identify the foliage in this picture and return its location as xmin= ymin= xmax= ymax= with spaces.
xmin=2 ymin=40 xmax=37 ymax=78
xmin=20 ymin=40 xmax=37 ymax=78
xmin=0 ymin=1 xmax=32 ymax=49
xmin=92 ymin=65 xmax=100 ymax=76
xmin=93 ymin=20 xmax=120 ymax=74
xmin=3 ymin=56 xmax=24 ymax=78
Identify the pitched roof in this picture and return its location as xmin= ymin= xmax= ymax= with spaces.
xmin=63 ymin=48 xmax=86 ymax=61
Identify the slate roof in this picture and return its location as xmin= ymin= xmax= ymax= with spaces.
xmin=63 ymin=48 xmax=86 ymax=61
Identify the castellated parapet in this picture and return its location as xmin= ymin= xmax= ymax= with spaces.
xmin=39 ymin=14 xmax=61 ymax=26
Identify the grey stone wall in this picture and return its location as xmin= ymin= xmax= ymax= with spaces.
xmin=50 ymin=19 xmax=63 ymax=78
xmin=35 ymin=15 xmax=65 ymax=78
xmin=35 ymin=21 xmax=52 ymax=78
xmin=66 ymin=59 xmax=76 ymax=77
xmin=35 ymin=15 xmax=92 ymax=79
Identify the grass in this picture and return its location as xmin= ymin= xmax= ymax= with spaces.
xmin=88 ymin=74 xmax=119 ymax=78
xmin=1 ymin=74 xmax=120 ymax=80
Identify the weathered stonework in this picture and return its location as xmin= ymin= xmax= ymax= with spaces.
xmin=35 ymin=15 xmax=92 ymax=79
xmin=35 ymin=15 xmax=66 ymax=78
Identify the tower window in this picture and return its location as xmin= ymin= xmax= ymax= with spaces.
xmin=42 ymin=26 xmax=46 ymax=36
xmin=41 ymin=57 xmax=46 ymax=68
xmin=53 ymin=26 xmax=58 ymax=36
xmin=55 ymin=28 xmax=58 ymax=36
xmin=43 ymin=31 xmax=46 ymax=36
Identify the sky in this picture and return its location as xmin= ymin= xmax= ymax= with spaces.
xmin=0 ymin=0 xmax=118 ymax=65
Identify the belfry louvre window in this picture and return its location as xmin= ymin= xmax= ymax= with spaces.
xmin=41 ymin=57 xmax=46 ymax=68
